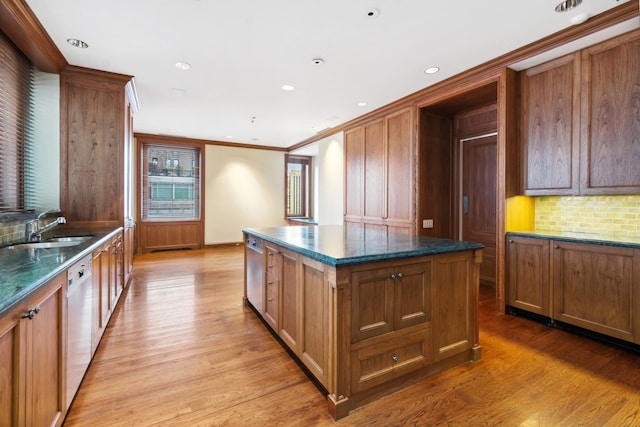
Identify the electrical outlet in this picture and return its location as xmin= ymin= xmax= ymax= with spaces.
xmin=422 ymin=219 xmax=434 ymax=229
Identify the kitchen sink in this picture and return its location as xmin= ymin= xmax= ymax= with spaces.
xmin=2 ymin=235 xmax=94 ymax=250
xmin=46 ymin=236 xmax=94 ymax=243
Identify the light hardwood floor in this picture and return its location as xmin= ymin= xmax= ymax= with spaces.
xmin=63 ymin=247 xmax=640 ymax=426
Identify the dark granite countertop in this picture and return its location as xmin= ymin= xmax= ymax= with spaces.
xmin=243 ymin=225 xmax=483 ymax=267
xmin=0 ymin=225 xmax=122 ymax=317
xmin=506 ymin=230 xmax=640 ymax=249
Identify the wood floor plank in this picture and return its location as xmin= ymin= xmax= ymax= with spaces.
xmin=63 ymin=247 xmax=640 ymax=426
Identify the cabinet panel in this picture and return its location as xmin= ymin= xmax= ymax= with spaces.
xmin=506 ymin=236 xmax=551 ymax=317
xmin=386 ymin=108 xmax=414 ymax=224
xmin=432 ymin=252 xmax=474 ymax=361
xmin=28 ymin=281 xmax=64 ymax=427
xmin=279 ymin=249 xmax=299 ymax=351
xmin=301 ymin=258 xmax=328 ymax=386
xmin=364 ymin=119 xmax=385 ymax=220
xmin=0 ymin=309 xmax=21 ymax=427
xmin=351 ymin=267 xmax=394 ymax=342
xmin=344 ymin=127 xmax=364 ymax=219
xmin=521 ymin=53 xmax=580 ymax=194
xmin=552 ymin=241 xmax=639 ymax=342
xmin=580 ymin=30 xmax=640 ymax=194
xmin=394 ymin=262 xmax=431 ymax=331
xmin=264 ymin=275 xmax=279 ymax=331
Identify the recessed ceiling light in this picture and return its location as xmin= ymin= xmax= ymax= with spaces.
xmin=555 ymin=0 xmax=582 ymax=12
xmin=570 ymin=12 xmax=590 ymax=25
xmin=366 ymin=8 xmax=380 ymax=18
xmin=357 ymin=102 xmax=368 ymax=107
xmin=67 ymin=38 xmax=88 ymax=48
xmin=226 ymin=135 xmax=233 ymax=138
xmin=424 ymin=67 xmax=440 ymax=74
xmin=312 ymin=58 xmax=325 ymax=65
xmin=282 ymin=84 xmax=295 ymax=91
xmin=175 ymin=61 xmax=191 ymax=71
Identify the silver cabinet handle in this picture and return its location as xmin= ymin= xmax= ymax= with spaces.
xmin=397 ymin=272 xmax=403 ymax=278
xmin=391 ymin=355 xmax=398 ymax=363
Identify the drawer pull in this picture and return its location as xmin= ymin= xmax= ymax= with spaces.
xmin=267 ymin=281 xmax=273 ymax=286
xmin=391 ymin=355 xmax=398 ymax=363
xmin=397 ymin=272 xmax=403 ymax=279
xmin=391 ymin=274 xmax=396 ymax=279
xmin=267 ymin=298 xmax=273 ymax=302
xmin=21 ymin=306 xmax=41 ymax=320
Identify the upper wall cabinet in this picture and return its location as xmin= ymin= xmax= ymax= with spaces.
xmin=520 ymin=29 xmax=640 ymax=196
xmin=579 ymin=30 xmax=640 ymax=194
xmin=520 ymin=53 xmax=581 ymax=195
xmin=344 ymin=107 xmax=415 ymax=234
xmin=60 ymin=66 xmax=136 ymax=226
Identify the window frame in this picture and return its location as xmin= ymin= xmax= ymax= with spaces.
xmin=140 ymin=142 xmax=202 ymax=222
xmin=285 ymin=154 xmax=312 ymax=219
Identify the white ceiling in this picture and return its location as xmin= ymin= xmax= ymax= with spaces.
xmin=25 ymin=0 xmax=636 ymax=149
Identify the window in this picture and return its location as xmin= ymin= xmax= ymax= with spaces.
xmin=285 ymin=155 xmax=311 ymax=218
xmin=142 ymin=144 xmax=201 ymax=220
xmin=0 ymin=30 xmax=34 ymax=211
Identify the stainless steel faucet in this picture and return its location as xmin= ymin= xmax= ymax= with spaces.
xmin=25 ymin=210 xmax=67 ymax=241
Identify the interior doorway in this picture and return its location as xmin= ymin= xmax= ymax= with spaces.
xmin=460 ymin=133 xmax=497 ymax=287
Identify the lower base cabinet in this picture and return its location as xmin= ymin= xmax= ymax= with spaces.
xmin=0 ymin=272 xmax=66 ymax=427
xmin=244 ymin=236 xmax=481 ymax=420
xmin=507 ymin=235 xmax=640 ymax=344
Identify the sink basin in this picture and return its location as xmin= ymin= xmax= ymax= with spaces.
xmin=46 ymin=236 xmax=94 ymax=243
xmin=5 ymin=241 xmax=83 ymax=250
xmin=3 ymin=236 xmax=94 ymax=250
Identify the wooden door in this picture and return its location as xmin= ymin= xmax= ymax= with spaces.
xmin=461 ymin=134 xmax=497 ymax=286
xmin=394 ymin=262 xmax=431 ymax=330
xmin=344 ymin=127 xmax=364 ymax=222
xmin=364 ymin=119 xmax=385 ymax=221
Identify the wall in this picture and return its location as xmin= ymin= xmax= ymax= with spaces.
xmin=535 ymin=195 xmax=640 ymax=238
xmin=313 ymin=132 xmax=344 ymax=225
xmin=204 ymin=145 xmax=287 ymax=245
xmin=31 ymin=70 xmax=60 ymax=210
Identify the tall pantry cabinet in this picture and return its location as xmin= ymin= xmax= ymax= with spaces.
xmin=344 ymin=107 xmax=415 ymax=235
xmin=60 ymin=66 xmax=138 ymax=280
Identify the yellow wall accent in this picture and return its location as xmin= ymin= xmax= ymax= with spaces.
xmin=505 ymin=196 xmax=535 ymax=232
xmin=535 ymin=195 xmax=640 ymax=238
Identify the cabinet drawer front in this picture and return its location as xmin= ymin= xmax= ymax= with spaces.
xmin=350 ymin=327 xmax=431 ymax=393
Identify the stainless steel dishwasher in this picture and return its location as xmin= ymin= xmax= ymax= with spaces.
xmin=66 ymin=254 xmax=93 ymax=409
xmin=245 ymin=237 xmax=264 ymax=313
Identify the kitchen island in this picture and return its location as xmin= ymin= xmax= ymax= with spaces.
xmin=243 ymin=225 xmax=483 ymax=420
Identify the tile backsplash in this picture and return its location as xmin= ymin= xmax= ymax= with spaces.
xmin=535 ymin=195 xmax=640 ymax=238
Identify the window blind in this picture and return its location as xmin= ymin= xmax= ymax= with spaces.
xmin=0 ymin=30 xmax=34 ymax=212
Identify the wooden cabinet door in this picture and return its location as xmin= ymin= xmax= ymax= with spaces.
xmin=0 ymin=304 xmax=22 ymax=427
xmin=580 ymin=30 xmax=640 ymax=194
xmin=386 ymin=108 xmax=414 ymax=227
xmin=394 ymin=262 xmax=431 ymax=331
xmin=432 ymin=251 xmax=476 ymax=362
xmin=351 ymin=266 xmax=395 ymax=343
xmin=552 ymin=241 xmax=640 ymax=343
xmin=364 ymin=119 xmax=385 ymax=221
xmin=521 ymin=53 xmax=580 ymax=195
xmin=300 ymin=257 xmax=329 ymax=387
xmin=506 ymin=236 xmax=551 ymax=317
xmin=344 ymin=127 xmax=364 ymax=221
xmin=27 ymin=274 xmax=65 ymax=427
xmin=279 ymin=249 xmax=300 ymax=352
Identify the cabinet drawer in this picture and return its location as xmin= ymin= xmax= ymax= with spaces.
xmin=350 ymin=326 xmax=431 ymax=393
xmin=264 ymin=275 xmax=279 ymax=330
xmin=266 ymin=246 xmax=281 ymax=275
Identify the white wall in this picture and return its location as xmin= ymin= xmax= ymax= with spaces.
xmin=204 ymin=145 xmax=287 ymax=244
xmin=313 ymin=132 xmax=344 ymax=225
xmin=31 ymin=70 xmax=60 ymax=210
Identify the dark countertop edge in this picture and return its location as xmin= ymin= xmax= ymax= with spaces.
xmin=506 ymin=231 xmax=640 ymax=249
xmin=243 ymin=228 xmax=483 ymax=267
xmin=0 ymin=226 xmax=123 ymax=317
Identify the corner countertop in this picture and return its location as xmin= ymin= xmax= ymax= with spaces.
xmin=243 ymin=225 xmax=483 ymax=267
xmin=506 ymin=230 xmax=640 ymax=249
xmin=0 ymin=225 xmax=123 ymax=317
